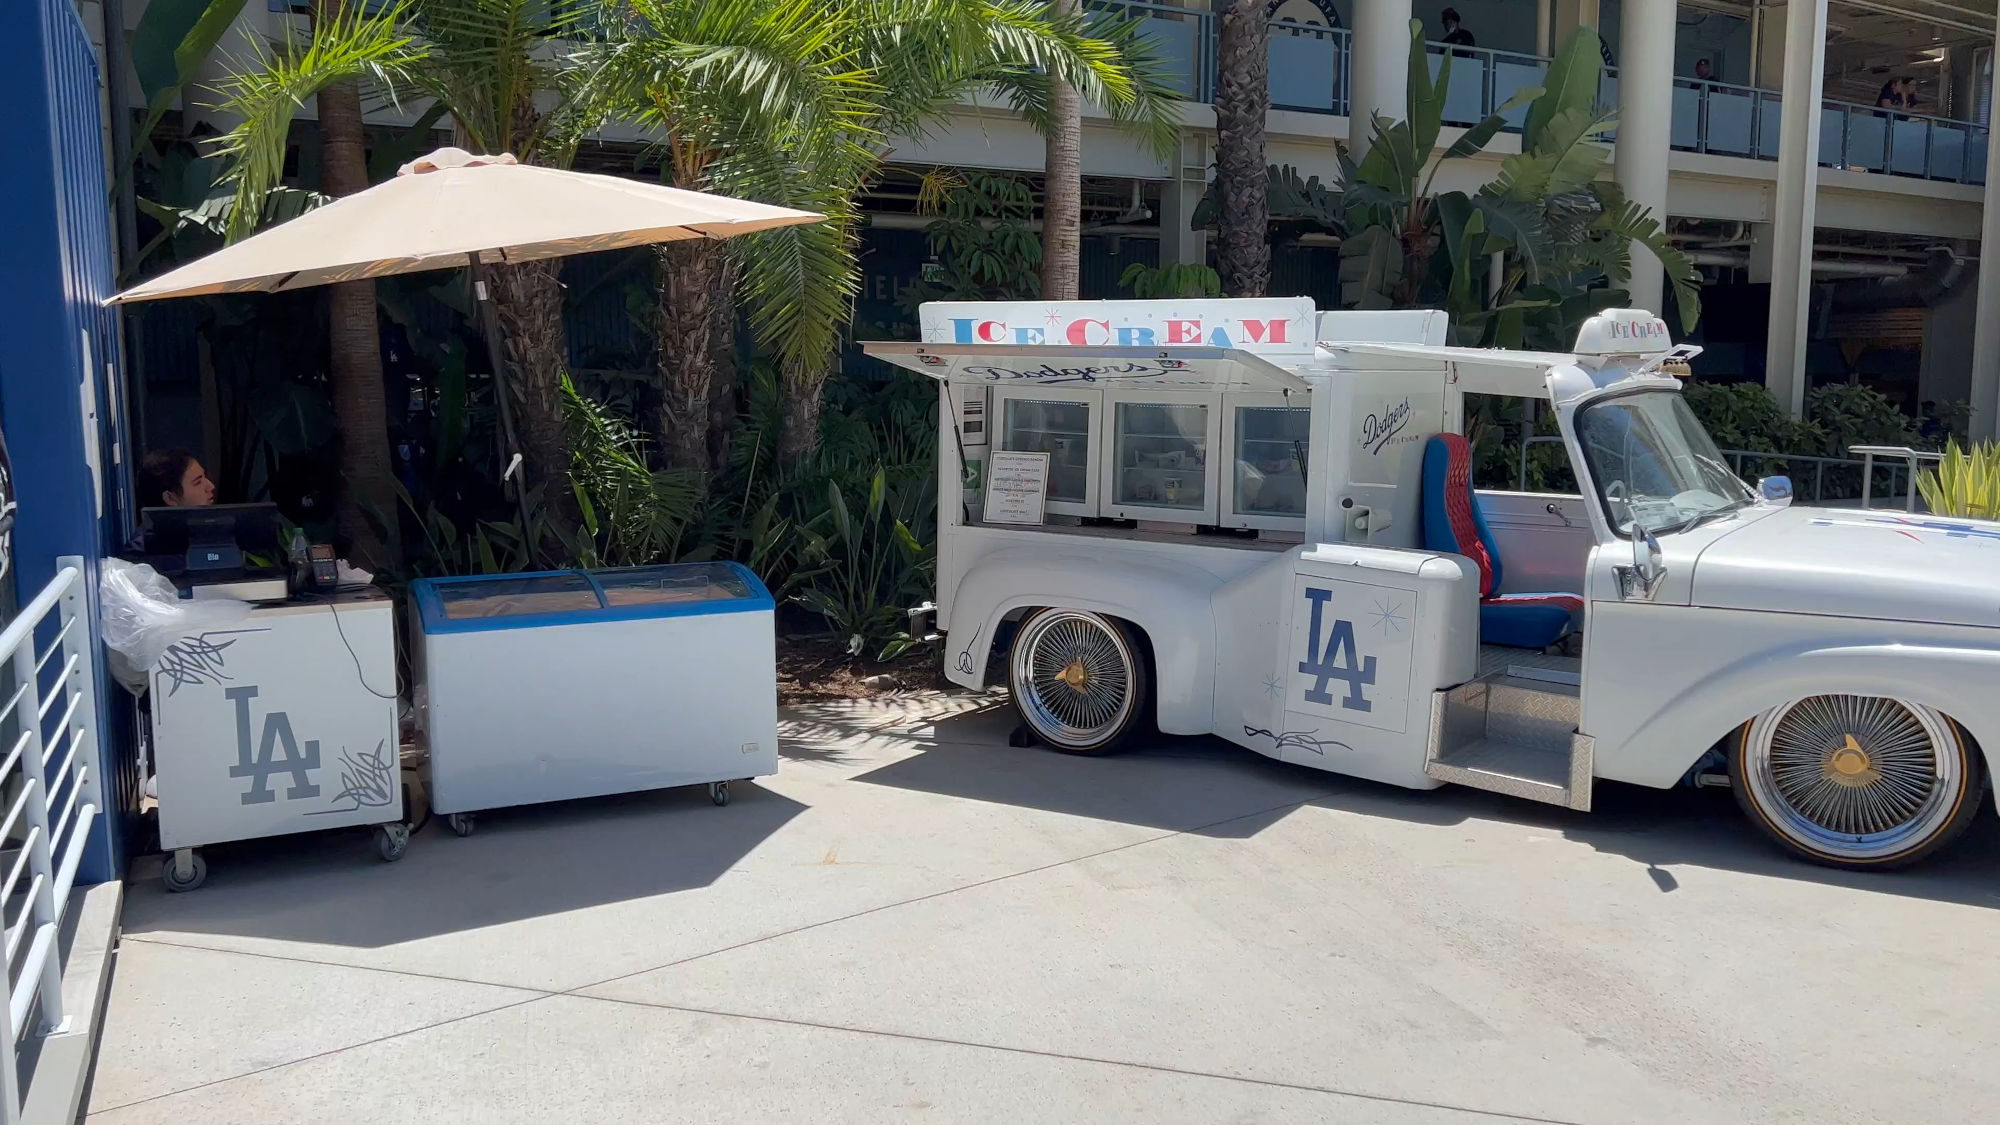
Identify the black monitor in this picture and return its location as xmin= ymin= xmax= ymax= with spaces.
xmin=140 ymin=503 xmax=284 ymax=585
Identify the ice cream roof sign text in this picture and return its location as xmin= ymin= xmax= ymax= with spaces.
xmin=918 ymin=298 xmax=1317 ymax=357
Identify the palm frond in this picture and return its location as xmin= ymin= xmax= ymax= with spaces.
xmin=204 ymin=1 xmax=420 ymax=241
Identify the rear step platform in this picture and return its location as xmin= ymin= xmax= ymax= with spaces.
xmin=1427 ymin=655 xmax=1592 ymax=811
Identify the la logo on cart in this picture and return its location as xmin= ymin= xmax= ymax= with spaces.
xmin=1297 ymin=587 xmax=1376 ymax=711
xmin=225 ymin=686 xmax=321 ymax=805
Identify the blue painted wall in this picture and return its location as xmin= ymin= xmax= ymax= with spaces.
xmin=0 ymin=0 xmax=134 ymax=884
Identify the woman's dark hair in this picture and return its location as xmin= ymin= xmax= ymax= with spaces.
xmin=1441 ymin=6 xmax=1460 ymax=22
xmin=138 ymin=449 xmax=197 ymax=509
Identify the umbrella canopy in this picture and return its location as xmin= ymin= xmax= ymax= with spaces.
xmin=110 ymin=148 xmax=822 ymax=304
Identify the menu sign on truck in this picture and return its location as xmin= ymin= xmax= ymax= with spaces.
xmin=984 ymin=451 xmax=1050 ymax=525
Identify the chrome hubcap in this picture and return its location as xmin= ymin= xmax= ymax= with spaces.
xmin=1745 ymin=695 xmax=1960 ymax=860
xmin=1010 ymin=611 xmax=1135 ymax=749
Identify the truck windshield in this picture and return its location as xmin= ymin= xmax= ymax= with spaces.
xmin=1575 ymin=390 xmax=1751 ymax=537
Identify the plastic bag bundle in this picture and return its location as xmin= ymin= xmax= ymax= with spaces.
xmin=98 ymin=558 xmax=252 ymax=679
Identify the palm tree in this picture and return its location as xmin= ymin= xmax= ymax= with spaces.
xmin=215 ymin=1 xmax=614 ymax=554
xmin=209 ymin=1 xmax=408 ymax=569
xmin=757 ymin=0 xmax=1181 ymax=463
xmin=1039 ymin=0 xmax=1083 ymax=302
xmin=1212 ymin=0 xmax=1270 ymax=298
xmin=598 ymin=0 xmax=874 ymax=472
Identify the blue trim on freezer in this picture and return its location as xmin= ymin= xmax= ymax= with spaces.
xmin=411 ymin=562 xmax=776 ymax=635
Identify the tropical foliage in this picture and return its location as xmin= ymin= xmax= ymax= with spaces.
xmin=1338 ymin=23 xmax=1699 ymax=348
xmin=1917 ymin=441 xmax=2000 ymax=519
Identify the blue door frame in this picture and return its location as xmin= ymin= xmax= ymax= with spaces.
xmin=0 ymin=0 xmax=134 ymax=885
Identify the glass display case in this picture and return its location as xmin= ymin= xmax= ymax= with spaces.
xmin=994 ymin=388 xmax=1101 ymax=516
xmin=1224 ymin=397 xmax=1311 ymax=530
xmin=1105 ymin=391 xmax=1220 ymax=523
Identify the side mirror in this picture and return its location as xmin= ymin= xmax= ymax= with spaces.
xmin=1617 ymin=528 xmax=1668 ymax=601
xmin=1757 ymin=475 xmax=1793 ymax=506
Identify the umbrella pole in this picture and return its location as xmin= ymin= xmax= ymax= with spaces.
xmin=468 ymin=253 xmax=536 ymax=545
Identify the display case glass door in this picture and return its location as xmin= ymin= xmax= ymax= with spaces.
xmin=1103 ymin=391 xmax=1221 ymax=523
xmin=1223 ymin=395 xmax=1311 ymax=530
xmin=994 ymin=388 xmax=1101 ymax=517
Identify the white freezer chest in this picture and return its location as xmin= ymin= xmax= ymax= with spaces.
xmin=411 ymin=563 xmax=778 ymax=821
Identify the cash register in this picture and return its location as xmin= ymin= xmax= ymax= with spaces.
xmin=138 ymin=502 xmax=292 ymax=601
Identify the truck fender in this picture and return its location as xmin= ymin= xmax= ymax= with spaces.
xmin=942 ymin=546 xmax=1223 ymax=734
xmin=1596 ymin=641 xmax=2000 ymax=801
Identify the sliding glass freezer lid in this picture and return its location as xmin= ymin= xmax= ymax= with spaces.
xmin=412 ymin=562 xmax=773 ymax=634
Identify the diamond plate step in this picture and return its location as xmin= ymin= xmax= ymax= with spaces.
xmin=1426 ymin=673 xmax=1592 ymax=810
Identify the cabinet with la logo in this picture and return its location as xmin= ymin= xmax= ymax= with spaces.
xmin=149 ymin=589 xmax=404 ymax=889
xmin=1269 ymin=545 xmax=1479 ymax=789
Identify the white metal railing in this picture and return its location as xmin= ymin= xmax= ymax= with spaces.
xmin=0 ymin=558 xmax=101 ymax=1125
xmin=1513 ymin=435 xmax=1942 ymax=510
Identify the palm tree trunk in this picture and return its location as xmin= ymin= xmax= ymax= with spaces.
xmin=778 ymin=359 xmax=828 ymax=466
xmin=655 ymin=239 xmax=728 ymax=471
xmin=705 ymin=258 xmax=742 ymax=472
xmin=1214 ymin=0 xmax=1271 ymax=298
xmin=1040 ymin=0 xmax=1083 ymax=301
xmin=485 ymin=257 xmax=580 ymax=556
xmin=312 ymin=0 xmax=396 ymax=570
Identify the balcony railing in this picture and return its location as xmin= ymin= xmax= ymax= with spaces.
xmin=1098 ymin=2 xmax=1991 ymax=187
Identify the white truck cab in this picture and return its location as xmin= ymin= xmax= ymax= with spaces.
xmin=862 ymin=299 xmax=1998 ymax=870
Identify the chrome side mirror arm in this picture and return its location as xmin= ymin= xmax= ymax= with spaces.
xmin=1614 ymin=528 xmax=1668 ymax=601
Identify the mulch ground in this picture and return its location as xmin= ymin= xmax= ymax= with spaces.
xmin=775 ymin=632 xmax=958 ymax=704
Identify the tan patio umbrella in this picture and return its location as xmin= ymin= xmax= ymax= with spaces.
xmin=108 ymin=149 xmax=822 ymax=529
xmin=110 ymin=148 xmax=822 ymax=303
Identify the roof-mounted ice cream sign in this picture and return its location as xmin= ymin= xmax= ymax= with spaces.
xmin=919 ymin=298 xmax=1317 ymax=356
xmin=1572 ymin=309 xmax=1673 ymax=356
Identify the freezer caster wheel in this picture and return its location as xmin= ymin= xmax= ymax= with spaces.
xmin=374 ymin=823 xmax=411 ymax=863
xmin=709 ymin=781 xmax=730 ymax=807
xmin=446 ymin=813 xmax=476 ymax=838
xmin=162 ymin=850 xmax=206 ymax=893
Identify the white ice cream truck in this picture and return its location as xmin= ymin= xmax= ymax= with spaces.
xmin=861 ymin=298 xmax=1999 ymax=870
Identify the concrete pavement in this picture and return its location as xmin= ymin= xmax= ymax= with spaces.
xmin=87 ymin=693 xmax=2000 ymax=1123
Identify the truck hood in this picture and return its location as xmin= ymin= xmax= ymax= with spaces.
xmin=1689 ymin=507 xmax=2000 ymax=629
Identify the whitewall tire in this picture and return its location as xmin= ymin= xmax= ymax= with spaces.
xmin=1731 ymin=695 xmax=1985 ymax=869
xmin=1007 ymin=609 xmax=1148 ymax=755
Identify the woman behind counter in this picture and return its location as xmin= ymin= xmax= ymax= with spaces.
xmin=137 ymin=449 xmax=216 ymax=509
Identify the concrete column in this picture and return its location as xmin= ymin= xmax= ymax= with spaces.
xmin=1537 ymin=0 xmax=1553 ymax=56
xmin=1553 ymin=0 xmax=1602 ymax=43
xmin=1615 ymin=0 xmax=1676 ymax=314
xmin=1160 ymin=176 xmax=1210 ymax=267
xmin=1348 ymin=0 xmax=1414 ymax=166
xmin=1764 ymin=0 xmax=1829 ymax=415
xmin=1968 ymin=52 xmax=2000 ymax=441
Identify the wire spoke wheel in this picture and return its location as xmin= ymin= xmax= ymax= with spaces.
xmin=1008 ymin=610 xmax=1144 ymax=754
xmin=1735 ymin=695 xmax=1981 ymax=868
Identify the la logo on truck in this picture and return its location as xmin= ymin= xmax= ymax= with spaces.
xmin=1298 ymin=587 xmax=1377 ymax=712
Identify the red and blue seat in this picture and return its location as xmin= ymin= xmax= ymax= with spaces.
xmin=1420 ymin=433 xmax=1583 ymax=649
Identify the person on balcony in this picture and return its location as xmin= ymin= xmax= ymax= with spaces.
xmin=1439 ymin=7 xmax=1475 ymax=47
xmin=1877 ymin=76 xmax=1918 ymax=111
xmin=1693 ymin=59 xmax=1714 ymax=84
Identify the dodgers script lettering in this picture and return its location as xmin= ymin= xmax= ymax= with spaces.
xmin=962 ymin=362 xmax=1165 ymax=385
xmin=1359 ymin=398 xmax=1413 ymax=454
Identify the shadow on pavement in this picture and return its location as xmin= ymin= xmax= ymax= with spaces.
xmin=862 ymin=705 xmax=2000 ymax=908
xmin=119 ymin=781 xmax=806 ymax=948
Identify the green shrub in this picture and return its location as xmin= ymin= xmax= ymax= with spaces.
xmin=1917 ymin=440 xmax=2000 ymax=519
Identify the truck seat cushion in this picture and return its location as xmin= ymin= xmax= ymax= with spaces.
xmin=1421 ymin=434 xmax=1500 ymax=596
xmin=1422 ymin=434 xmax=1582 ymax=650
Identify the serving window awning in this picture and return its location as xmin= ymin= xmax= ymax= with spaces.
xmin=1325 ymin=342 xmax=1572 ymax=398
xmin=859 ymin=342 xmax=1312 ymax=394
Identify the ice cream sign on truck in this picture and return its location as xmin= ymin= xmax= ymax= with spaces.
xmin=862 ymin=299 xmax=2000 ymax=870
